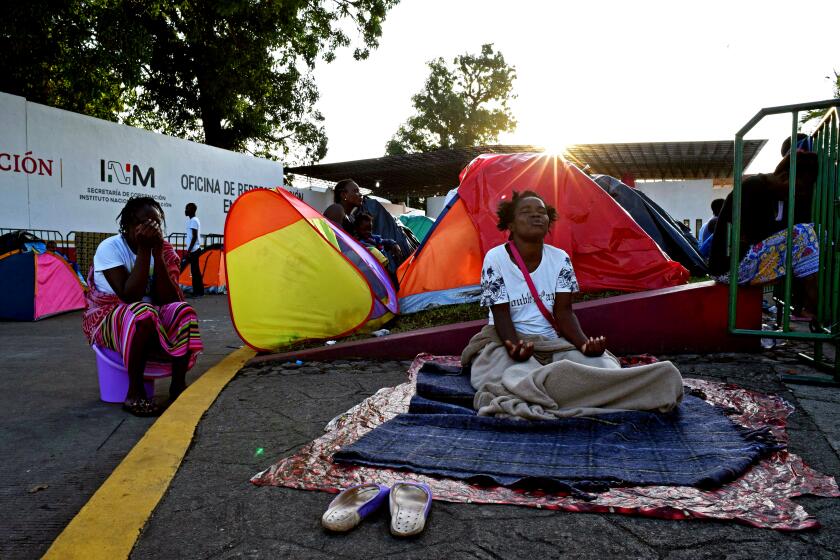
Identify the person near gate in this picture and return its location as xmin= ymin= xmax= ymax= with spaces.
xmin=185 ymin=203 xmax=203 ymax=297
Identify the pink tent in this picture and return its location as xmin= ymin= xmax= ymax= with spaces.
xmin=0 ymin=251 xmax=86 ymax=320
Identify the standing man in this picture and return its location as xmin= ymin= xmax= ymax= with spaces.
xmin=185 ymin=203 xmax=204 ymax=297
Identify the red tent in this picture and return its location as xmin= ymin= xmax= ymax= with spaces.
xmin=398 ymin=153 xmax=689 ymax=313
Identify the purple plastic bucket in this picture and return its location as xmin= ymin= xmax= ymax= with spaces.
xmin=92 ymin=344 xmax=171 ymax=403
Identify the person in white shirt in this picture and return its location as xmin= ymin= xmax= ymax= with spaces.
xmin=83 ymin=196 xmax=203 ymax=416
xmin=185 ymin=202 xmax=203 ymax=296
xmin=479 ymin=192 xmax=607 ymax=361
xmin=461 ymin=190 xmax=683 ymax=419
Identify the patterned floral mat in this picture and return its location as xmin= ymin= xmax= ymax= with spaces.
xmin=251 ymin=354 xmax=839 ymax=531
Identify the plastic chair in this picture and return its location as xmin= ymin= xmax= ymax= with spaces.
xmin=92 ymin=344 xmax=172 ymax=403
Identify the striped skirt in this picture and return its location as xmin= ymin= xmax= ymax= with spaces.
xmin=92 ymin=301 xmax=203 ymax=370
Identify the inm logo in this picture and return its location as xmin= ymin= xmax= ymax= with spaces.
xmin=100 ymin=160 xmax=155 ymax=188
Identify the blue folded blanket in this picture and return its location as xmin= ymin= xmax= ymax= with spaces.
xmin=414 ymin=364 xmax=475 ymax=410
xmin=333 ymin=363 xmax=783 ymax=493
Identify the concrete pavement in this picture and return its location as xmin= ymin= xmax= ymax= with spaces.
xmin=0 ymin=295 xmax=241 ymax=559
xmin=4 ymin=295 xmax=840 ymax=558
xmin=132 ymin=349 xmax=840 ymax=559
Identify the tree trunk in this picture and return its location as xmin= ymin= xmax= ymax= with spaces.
xmin=197 ymin=78 xmax=230 ymax=149
xmin=201 ymin=107 xmax=227 ymax=149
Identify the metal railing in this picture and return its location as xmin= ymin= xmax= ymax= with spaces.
xmin=204 ymin=234 xmax=224 ymax=248
xmin=729 ymin=99 xmax=840 ymax=381
xmin=1 ymin=228 xmax=225 ymax=277
xmin=166 ymin=232 xmax=187 ymax=252
xmin=166 ymin=233 xmax=223 ymax=252
xmin=65 ymin=231 xmax=78 ymax=258
xmin=1 ymin=229 xmax=223 ymax=252
xmin=0 ymin=228 xmax=64 ymax=244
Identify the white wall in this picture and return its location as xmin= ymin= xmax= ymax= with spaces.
xmin=426 ymin=195 xmax=447 ymax=218
xmin=281 ymin=187 xmax=422 ymax=218
xmin=368 ymin=196 xmax=423 ymax=217
xmin=634 ymin=179 xmax=731 ymax=237
xmin=0 ymin=91 xmax=284 ymax=235
xmin=282 ymin=185 xmax=333 ymax=213
xmin=414 ymin=181 xmax=730 ymax=234
xmin=0 ymin=93 xmax=28 ymax=229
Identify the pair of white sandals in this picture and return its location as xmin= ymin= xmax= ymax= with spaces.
xmin=321 ymin=481 xmax=432 ymax=537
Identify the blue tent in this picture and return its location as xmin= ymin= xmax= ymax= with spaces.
xmin=592 ymin=175 xmax=708 ymax=276
xmin=362 ymin=197 xmax=419 ymax=264
xmin=0 ymin=251 xmax=86 ymax=321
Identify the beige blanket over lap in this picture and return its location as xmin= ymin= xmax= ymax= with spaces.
xmin=461 ymin=325 xmax=684 ymax=420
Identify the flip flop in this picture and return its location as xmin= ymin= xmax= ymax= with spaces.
xmin=321 ymin=483 xmax=390 ymax=532
xmin=122 ymin=397 xmax=161 ymax=417
xmin=389 ymin=482 xmax=432 ymax=537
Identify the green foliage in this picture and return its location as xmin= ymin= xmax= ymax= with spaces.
xmin=1 ymin=0 xmax=399 ymax=163
xmin=800 ymin=71 xmax=840 ymax=127
xmin=387 ymin=303 xmax=486 ymax=332
xmin=0 ymin=1 xmax=136 ymax=120
xmin=386 ymin=44 xmax=517 ymax=155
xmin=121 ymin=0 xmax=398 ymax=162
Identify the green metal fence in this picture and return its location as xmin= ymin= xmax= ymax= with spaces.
xmin=729 ymin=99 xmax=840 ymax=381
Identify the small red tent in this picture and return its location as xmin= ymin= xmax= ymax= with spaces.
xmin=397 ymin=153 xmax=689 ymax=313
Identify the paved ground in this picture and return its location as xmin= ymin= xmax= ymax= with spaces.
xmin=131 ymin=346 xmax=840 ymax=559
xmin=0 ymin=295 xmax=241 ymax=559
xmin=5 ymin=296 xmax=840 ymax=559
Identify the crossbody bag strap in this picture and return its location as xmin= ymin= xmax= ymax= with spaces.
xmin=506 ymin=241 xmax=560 ymax=333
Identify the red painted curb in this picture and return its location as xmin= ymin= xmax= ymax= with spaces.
xmin=250 ymin=281 xmax=762 ymax=365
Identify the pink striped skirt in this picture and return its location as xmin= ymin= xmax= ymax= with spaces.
xmin=92 ymin=301 xmax=203 ymax=370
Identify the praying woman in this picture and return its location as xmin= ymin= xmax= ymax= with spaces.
xmin=461 ymin=190 xmax=684 ymax=420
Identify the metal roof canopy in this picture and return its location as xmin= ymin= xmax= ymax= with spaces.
xmin=287 ymin=140 xmax=767 ymax=200
xmin=287 ymin=145 xmax=543 ymax=200
xmin=564 ymin=140 xmax=767 ymax=181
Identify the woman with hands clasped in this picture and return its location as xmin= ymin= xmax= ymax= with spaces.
xmin=461 ymin=191 xmax=683 ymax=420
xmin=83 ymin=196 xmax=203 ymax=417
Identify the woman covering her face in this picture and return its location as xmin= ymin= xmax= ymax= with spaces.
xmin=82 ymin=196 xmax=203 ymax=416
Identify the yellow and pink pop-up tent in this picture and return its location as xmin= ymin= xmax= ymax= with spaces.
xmin=224 ymin=188 xmax=398 ymax=351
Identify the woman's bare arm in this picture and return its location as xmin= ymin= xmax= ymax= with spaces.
xmin=553 ymin=292 xmax=606 ymax=356
xmin=102 ymin=246 xmax=152 ymax=303
xmin=490 ymin=303 xmax=534 ymax=361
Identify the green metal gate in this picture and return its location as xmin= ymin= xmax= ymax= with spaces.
xmin=729 ymin=99 xmax=840 ymax=382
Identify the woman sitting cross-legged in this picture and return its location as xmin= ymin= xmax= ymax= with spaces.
xmin=461 ymin=190 xmax=684 ymax=420
xmin=82 ymin=196 xmax=203 ymax=416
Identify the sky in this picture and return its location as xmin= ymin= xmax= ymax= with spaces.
xmin=310 ymin=0 xmax=840 ymax=175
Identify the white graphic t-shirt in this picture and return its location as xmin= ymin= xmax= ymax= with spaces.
xmin=93 ymin=235 xmax=154 ymax=298
xmin=480 ymin=243 xmax=579 ymax=338
xmin=185 ymin=217 xmax=201 ymax=252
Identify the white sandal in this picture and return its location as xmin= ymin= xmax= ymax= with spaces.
xmin=389 ymin=482 xmax=432 ymax=537
xmin=321 ymin=483 xmax=390 ymax=532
